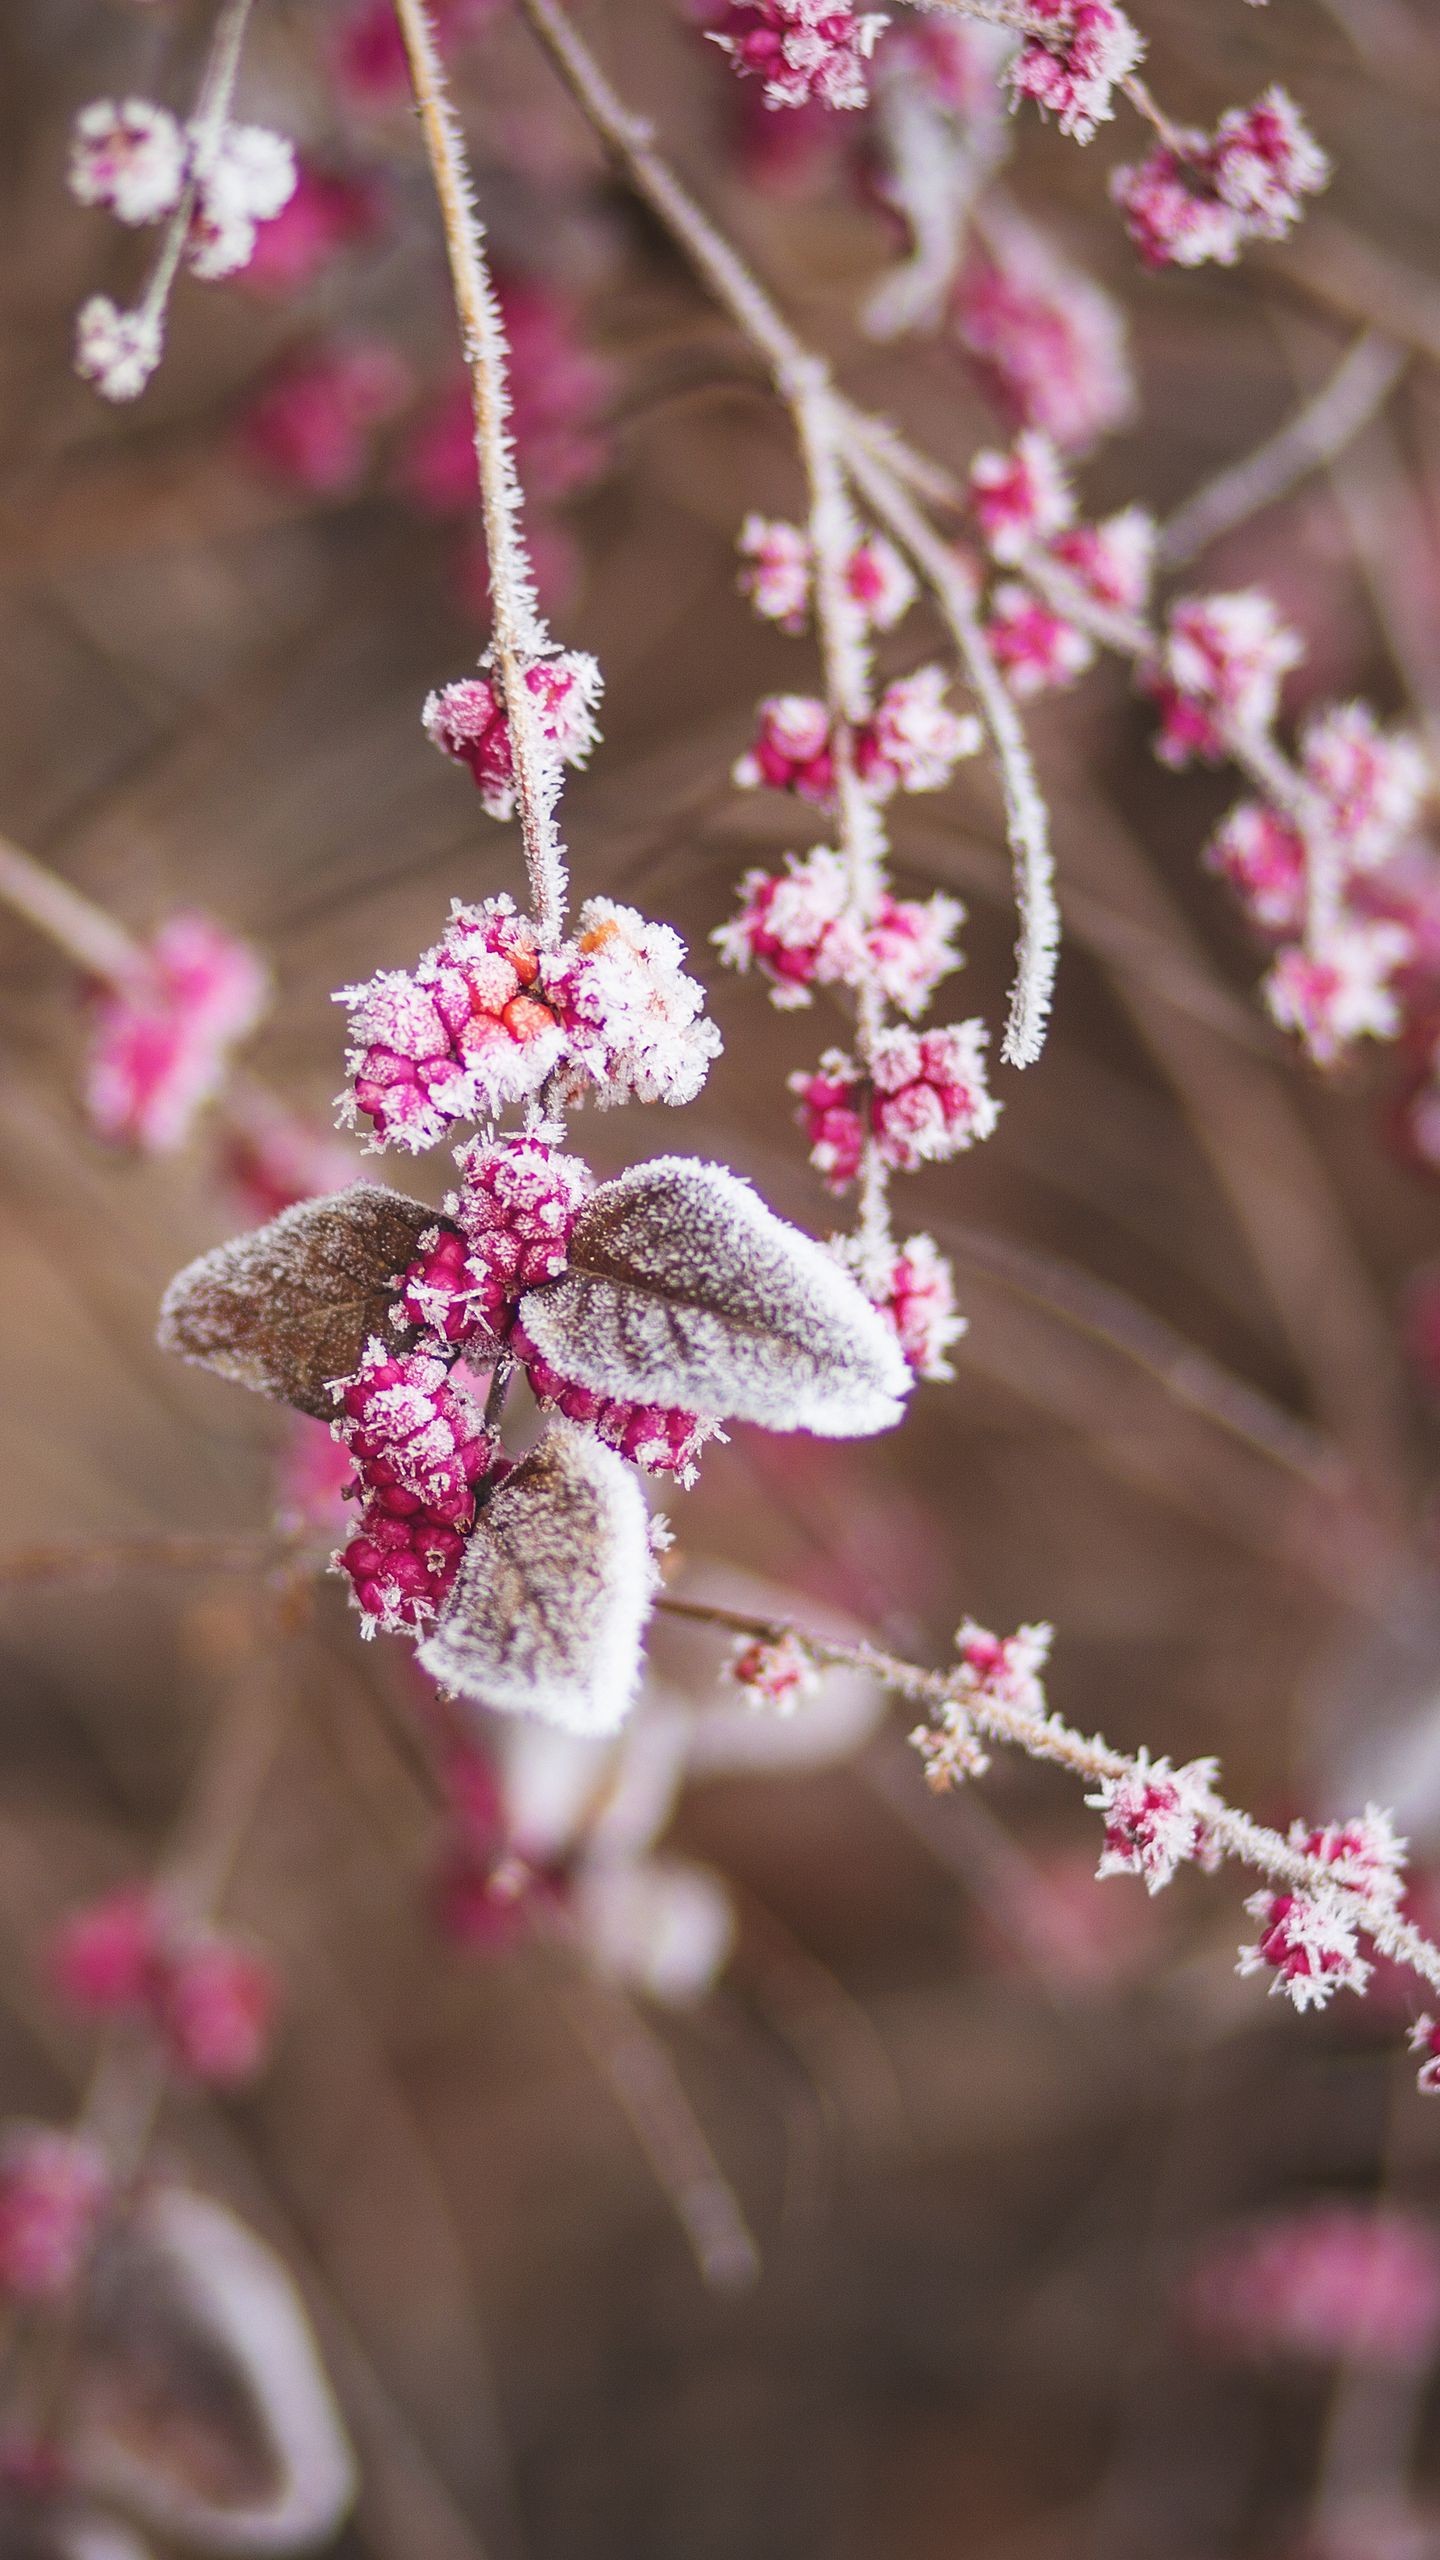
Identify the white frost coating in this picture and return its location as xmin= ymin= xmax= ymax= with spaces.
xmin=517 ymin=1155 xmax=912 ymax=1437
xmin=74 ymin=2187 xmax=356 ymax=2556
xmin=419 ymin=1422 xmax=655 ymax=1736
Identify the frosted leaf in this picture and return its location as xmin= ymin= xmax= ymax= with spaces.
xmin=575 ymin=1855 xmax=735 ymax=2006
xmin=71 ymin=2185 xmax=356 ymax=2554
xmin=419 ymin=1422 xmax=655 ymax=1736
xmin=158 ymin=1184 xmax=437 ymax=1419
xmin=517 ymin=1156 xmax=911 ymax=1437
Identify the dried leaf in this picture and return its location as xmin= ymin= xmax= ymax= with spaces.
xmin=72 ymin=2186 xmax=356 ymax=2557
xmin=418 ymin=1422 xmax=655 ymax=1735
xmin=158 ymin=1185 xmax=437 ymax=1420
xmin=518 ymin=1156 xmax=911 ymax=1436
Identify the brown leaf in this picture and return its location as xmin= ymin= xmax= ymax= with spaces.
xmin=73 ymin=2186 xmax=356 ymax=2557
xmin=419 ymin=1422 xmax=655 ymax=1734
xmin=518 ymin=1156 xmax=911 ymax=1436
xmin=157 ymin=1185 xmax=439 ymax=1420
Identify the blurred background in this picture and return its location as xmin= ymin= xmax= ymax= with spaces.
xmin=6 ymin=1 xmax=1440 ymax=2553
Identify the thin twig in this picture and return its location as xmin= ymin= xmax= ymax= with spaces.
xmin=1161 ymin=332 xmax=1408 ymax=570
xmin=393 ymin=0 xmax=569 ymax=943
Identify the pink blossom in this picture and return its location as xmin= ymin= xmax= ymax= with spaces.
xmin=158 ymin=1936 xmax=276 ymax=2086
xmin=544 ymin=898 xmax=723 ymax=1110
xmin=69 ymin=98 xmax=186 ymax=226
xmin=47 ymin=1887 xmax=160 ymax=2016
xmin=186 ymin=123 xmax=297 ymax=281
xmin=237 ymin=163 xmax=381 ymax=296
xmin=952 ymin=234 xmax=1134 ymax=455
xmin=422 ymin=655 xmax=603 ymax=817
xmin=1263 ymin=921 xmax=1413 ymax=1065
xmin=738 ymin=514 xmax=813 ymax=629
xmin=733 ymin=693 xmax=835 ymax=801
xmin=836 ymin=1231 xmax=966 ymax=1381
xmin=510 ymin=1319 xmax=720 ymax=1484
xmin=1238 ymin=1884 xmax=1372 ymax=2010
xmin=74 ymin=295 xmax=162 ymax=402
xmin=727 ymin=1629 xmax=818 ymax=1710
xmin=1189 ymin=2207 xmax=1440 ymax=2368
xmin=0 ymin=2131 xmax=109 ymax=2302
xmin=968 ymin=431 xmax=1074 ymax=565
xmin=333 ymin=1342 xmax=493 ymax=1634
xmin=1007 ymin=0 xmax=1144 ymax=143
xmin=1087 ymin=1749 xmax=1220 ymax=1892
xmin=1047 ymin=506 xmax=1154 ymax=614
xmin=984 ymin=583 xmax=1093 ymax=697
xmin=1208 ymin=86 xmax=1330 ymax=238
xmin=708 ymin=2 xmax=889 ymax=113
xmin=238 ymin=339 xmax=411 ymax=496
xmin=1149 ymin=590 xmax=1304 ymax=765
xmin=853 ymin=668 xmax=981 ymax=796
xmin=1300 ymin=703 xmax=1429 ymax=871
xmin=337 ymin=894 xmax=563 ymax=1150
xmin=1204 ymin=801 xmax=1306 ymax=934
xmin=400 ymin=1139 xmax=590 ymax=1349
xmin=1110 ymin=145 xmax=1248 ymax=271
xmin=85 ymin=913 xmax=270 ymax=1154
xmin=714 ymin=848 xmax=962 ymax=1015
xmin=1290 ymin=1805 xmax=1407 ymax=1907
xmin=792 ymin=1022 xmax=999 ymax=1186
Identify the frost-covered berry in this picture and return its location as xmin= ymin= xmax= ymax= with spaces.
xmin=1205 ymin=802 xmax=1307 ymax=934
xmin=1087 ymin=1750 xmax=1220 ymax=1893
xmin=1289 ymin=1806 xmax=1406 ymax=1907
xmin=334 ymin=1339 xmax=493 ymax=1519
xmin=1410 ymin=2015 xmax=1440 ymax=2096
xmin=734 ymin=694 xmax=836 ymax=802
xmin=338 ymin=1506 xmax=472 ymax=1634
xmin=423 ymin=654 xmax=603 ymax=818
xmin=337 ymin=894 xmax=563 ymax=1150
xmin=1048 ymin=506 xmax=1154 ymax=615
xmin=401 ymin=1139 xmax=591 ymax=1348
xmin=69 ymin=98 xmax=186 ymax=226
xmin=186 ymin=121 xmax=298 ymax=280
xmin=707 ymin=1 xmax=889 ymax=113
xmin=158 ymin=1935 xmax=276 ymax=2085
xmin=85 ymin=913 xmax=270 ymax=1154
xmin=74 ymin=295 xmax=163 ymax=402
xmin=845 ymin=532 xmax=917 ymax=629
xmin=854 ymin=669 xmax=982 ymax=796
xmin=738 ymin=515 xmax=812 ymax=629
xmin=1208 ymin=86 xmax=1330 ymax=238
xmin=953 ymin=233 xmax=1133 ymax=455
xmin=984 ymin=583 xmax=1093 ymax=697
xmin=1110 ymin=145 xmax=1248 ymax=271
xmin=1149 ymin=591 xmax=1304 ymax=765
xmin=968 ymin=430 xmax=1074 ymax=565
xmin=1237 ymin=1885 xmax=1372 ymax=2010
xmin=1007 ymin=0 xmax=1144 ymax=143
xmin=510 ymin=1320 xmax=720 ymax=1485
xmin=0 ymin=2130 xmax=109 ymax=2302
xmin=1263 ymin=921 xmax=1413 ymax=1066
xmin=835 ymin=1231 xmax=966 ymax=1381
xmin=727 ymin=1629 xmax=818 ymax=1711
xmin=47 ymin=1888 xmax=160 ymax=2016
xmin=792 ymin=1023 xmax=999 ymax=1186
xmin=1300 ymin=703 xmax=1428 ymax=871
xmin=714 ymin=848 xmax=962 ymax=1015
xmin=239 ymin=339 xmax=411 ymax=496
xmin=545 ymin=898 xmax=722 ymax=1110
xmin=1189 ymin=2207 xmax=1440 ymax=2367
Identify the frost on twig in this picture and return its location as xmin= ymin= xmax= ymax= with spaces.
xmin=157 ymin=1185 xmax=435 ymax=1418
xmin=419 ymin=1423 xmax=656 ymax=1734
xmin=517 ymin=1156 xmax=913 ymax=1435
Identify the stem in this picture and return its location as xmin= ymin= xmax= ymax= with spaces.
xmin=392 ymin=0 xmax=569 ymax=945
xmin=654 ymin=1593 xmax=1440 ymax=2004
xmin=1161 ymin=333 xmax=1407 ymax=571
xmin=0 ymin=836 xmax=143 ymax=986
xmin=131 ymin=0 xmax=258 ymax=370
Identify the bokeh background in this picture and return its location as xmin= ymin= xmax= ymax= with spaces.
xmin=6 ymin=1 xmax=1440 ymax=2553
